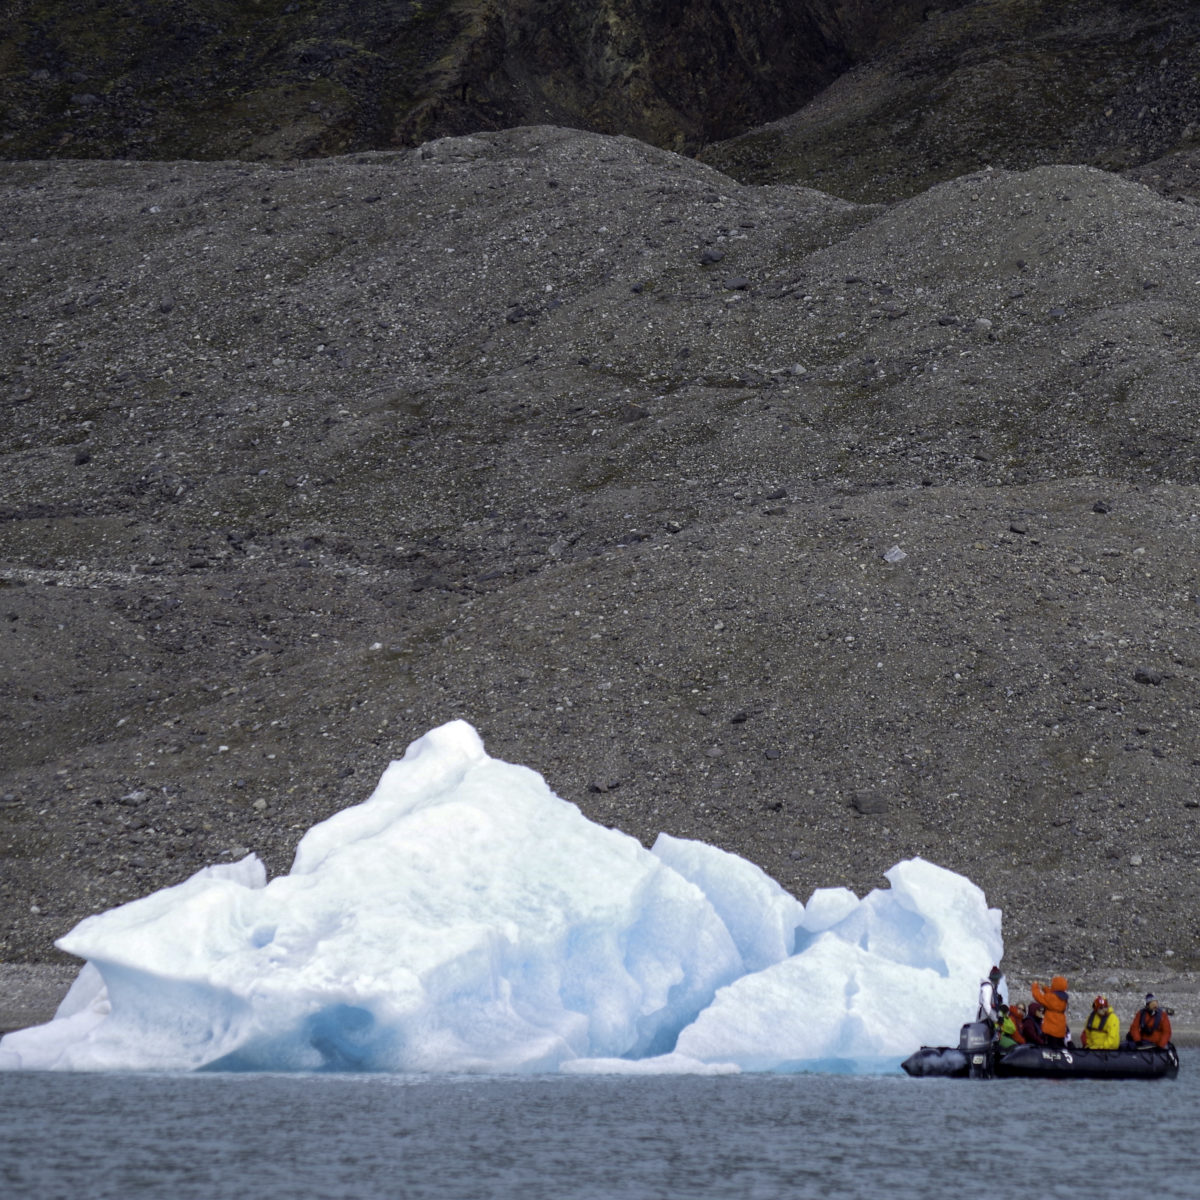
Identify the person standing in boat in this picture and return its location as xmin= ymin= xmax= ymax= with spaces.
xmin=1127 ymin=994 xmax=1173 ymax=1048
xmin=1030 ymin=976 xmax=1070 ymax=1047
xmin=978 ymin=965 xmax=1005 ymax=1025
xmin=1081 ymin=994 xmax=1120 ymax=1049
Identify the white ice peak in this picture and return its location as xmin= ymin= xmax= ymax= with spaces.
xmin=0 ymin=720 xmax=1002 ymax=1073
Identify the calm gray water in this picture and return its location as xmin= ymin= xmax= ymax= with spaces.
xmin=2 ymin=1057 xmax=1197 ymax=1200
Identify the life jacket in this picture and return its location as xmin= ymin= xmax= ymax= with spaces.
xmin=1086 ymin=1010 xmax=1108 ymax=1032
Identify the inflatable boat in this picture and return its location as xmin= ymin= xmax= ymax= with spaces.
xmin=903 ymin=1021 xmax=1179 ymax=1080
xmin=993 ymin=1041 xmax=1179 ymax=1080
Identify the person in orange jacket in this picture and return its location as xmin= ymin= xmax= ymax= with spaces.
xmin=1128 ymin=994 xmax=1172 ymax=1048
xmin=1030 ymin=976 xmax=1070 ymax=1047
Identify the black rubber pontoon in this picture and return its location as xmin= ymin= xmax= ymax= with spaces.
xmin=901 ymin=1045 xmax=970 ymax=1077
xmin=994 ymin=1042 xmax=1179 ymax=1080
xmin=902 ymin=1022 xmax=1180 ymax=1081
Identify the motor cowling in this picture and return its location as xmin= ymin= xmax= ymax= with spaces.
xmin=958 ymin=1020 xmax=996 ymax=1079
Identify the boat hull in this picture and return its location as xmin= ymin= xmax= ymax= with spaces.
xmin=902 ymin=1039 xmax=1179 ymax=1080
xmin=995 ymin=1043 xmax=1179 ymax=1080
xmin=901 ymin=1045 xmax=970 ymax=1077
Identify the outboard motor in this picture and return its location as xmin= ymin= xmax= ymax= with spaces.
xmin=958 ymin=1020 xmax=996 ymax=1079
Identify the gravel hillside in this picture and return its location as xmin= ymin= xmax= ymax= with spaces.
xmin=2 ymin=128 xmax=1199 ymax=1001
xmin=703 ymin=0 xmax=1200 ymax=203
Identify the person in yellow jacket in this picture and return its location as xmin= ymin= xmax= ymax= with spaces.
xmin=1081 ymin=994 xmax=1120 ymax=1049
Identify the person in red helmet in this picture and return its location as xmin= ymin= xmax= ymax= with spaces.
xmin=1081 ymin=994 xmax=1119 ymax=1049
xmin=1128 ymin=994 xmax=1172 ymax=1049
xmin=1030 ymin=976 xmax=1070 ymax=1047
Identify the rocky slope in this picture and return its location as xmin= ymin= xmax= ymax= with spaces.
xmin=0 ymin=0 xmax=947 ymax=161
xmin=2 ymin=128 xmax=1200 ymax=995
xmin=7 ymin=0 xmax=1200 ymax=211
xmin=704 ymin=0 xmax=1200 ymax=203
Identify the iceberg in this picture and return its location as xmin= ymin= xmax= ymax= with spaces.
xmin=0 ymin=720 xmax=1002 ymax=1073
xmin=675 ymin=859 xmax=1004 ymax=1071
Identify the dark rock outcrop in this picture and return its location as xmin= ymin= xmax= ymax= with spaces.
xmin=0 ymin=0 xmax=952 ymax=160
xmin=703 ymin=0 xmax=1200 ymax=202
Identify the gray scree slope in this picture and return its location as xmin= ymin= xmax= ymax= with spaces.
xmin=2 ymin=129 xmax=1199 ymax=1003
